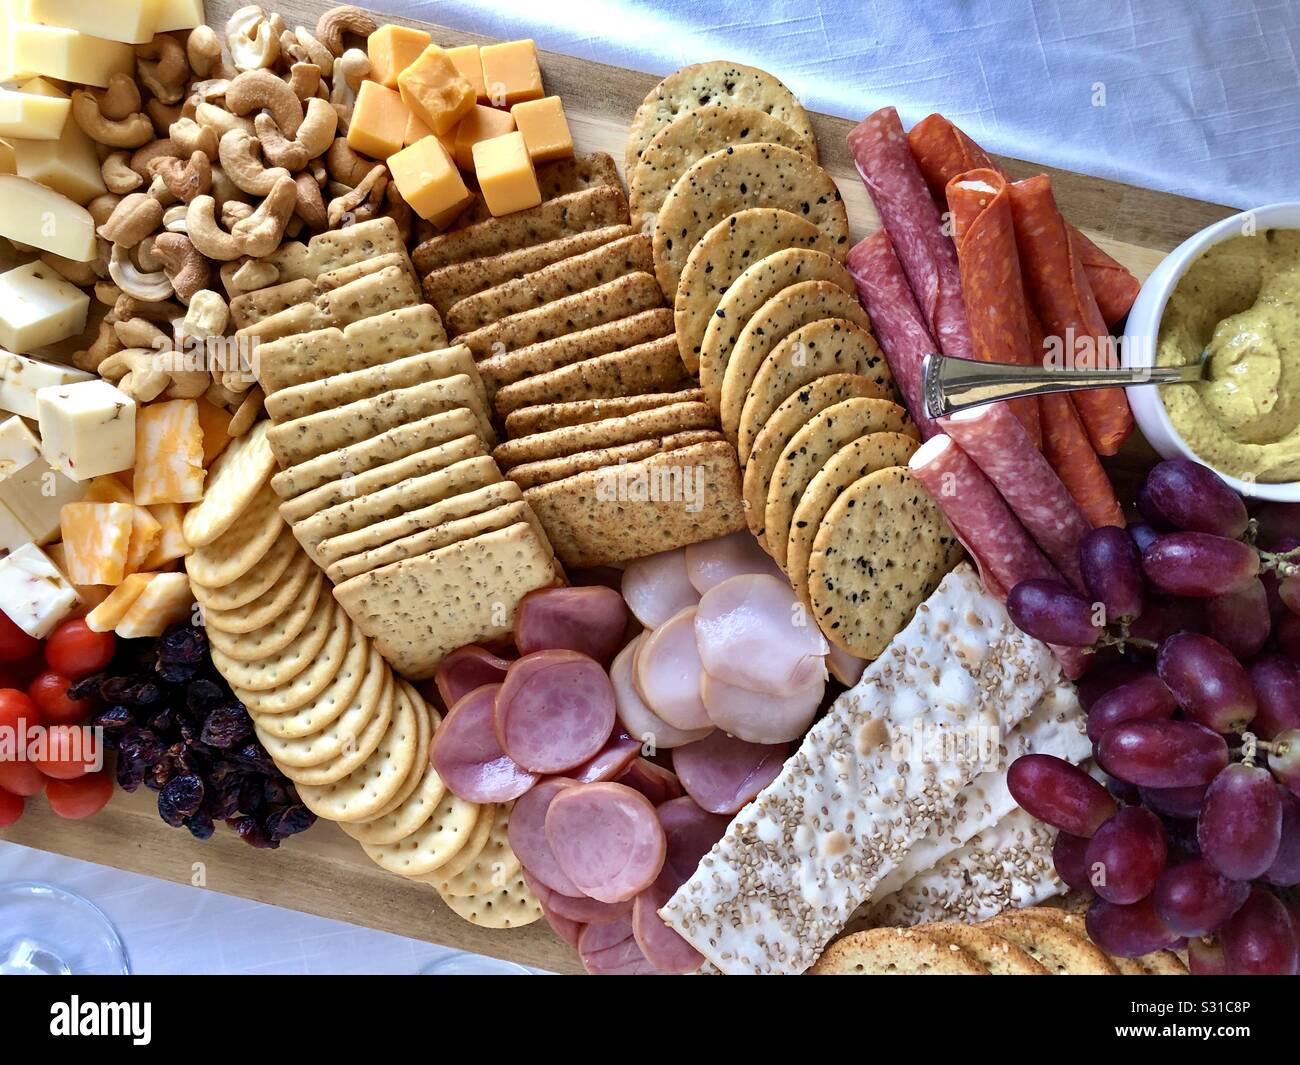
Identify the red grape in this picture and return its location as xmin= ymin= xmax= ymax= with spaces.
xmin=1142 ymin=532 xmax=1260 ymax=597
xmin=1142 ymin=458 xmax=1249 ymax=538
xmin=1188 ymin=936 xmax=1227 ymax=975
xmin=1264 ymin=792 xmax=1300 ymax=887
xmin=1052 ymin=831 xmax=1092 ymax=892
xmin=1085 ymin=672 xmax=1176 ymax=743
xmin=1197 ymin=763 xmax=1283 ymax=879
xmin=1006 ymin=580 xmax=1103 ymax=647
xmin=1280 ymin=575 xmax=1300 ymax=616
xmin=1250 ymin=654 xmax=1300 ymax=739
xmin=1254 ymin=502 xmax=1300 ymax=551
xmin=1152 ymin=858 xmax=1249 ymax=936
xmin=1084 ymin=807 xmax=1167 ymax=904
xmin=1080 ymin=526 xmax=1144 ymax=621
xmin=1222 ymin=888 xmax=1299 ymax=975
xmin=1206 ymin=579 xmax=1271 ymax=658
xmin=1006 ymin=754 xmax=1116 ymax=837
xmin=1095 ymin=720 xmax=1229 ymax=788
xmin=1279 ymin=611 xmax=1300 ymax=665
xmin=1156 ymin=632 xmax=1256 ymax=733
xmin=1127 ymin=595 xmax=1205 ymax=646
xmin=1076 ymin=657 xmax=1150 ymax=711
xmin=1267 ymin=728 xmax=1300 ymax=796
xmin=1139 ymin=783 xmax=1206 ymax=819
xmin=1085 ymin=895 xmax=1180 ymax=958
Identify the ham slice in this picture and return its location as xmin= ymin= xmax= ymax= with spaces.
xmin=621 ymin=549 xmax=699 ymax=628
xmin=495 ymin=650 xmax=616 ymax=774
xmin=611 ymin=635 xmax=712 ymax=750
xmin=513 ymin=585 xmax=629 ymax=666
xmin=699 ymin=670 xmax=823 ymax=745
xmin=683 ymin=531 xmax=784 ymax=595
xmin=433 ymin=645 xmax=513 ymax=710
xmin=546 ymin=782 xmax=667 ymax=904
xmin=672 ymin=730 xmax=787 ymax=815
xmin=508 ymin=778 xmax=584 ymax=897
xmin=617 ymin=758 xmax=685 ymax=807
xmin=634 ymin=606 xmax=712 ymax=731
xmin=428 ymin=683 xmax=538 ymax=803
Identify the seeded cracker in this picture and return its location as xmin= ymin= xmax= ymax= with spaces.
xmin=980 ymin=909 xmax=1121 ymax=975
xmin=240 ymin=265 xmax=420 ymax=343
xmin=504 ymin=389 xmax=705 ymax=437
xmin=807 ymin=927 xmax=989 ymax=975
xmin=492 ymin=401 xmax=717 ymax=469
xmin=257 ymin=216 xmax=408 ymax=288
xmin=230 ymin=251 xmax=415 ymax=330
xmin=658 ymin=564 xmax=1061 ymax=974
xmin=457 ymin=151 xmax=623 ymax=227
xmin=919 ymin=923 xmax=1049 ymax=976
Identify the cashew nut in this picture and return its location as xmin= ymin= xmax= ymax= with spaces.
xmin=75 ymin=319 xmax=121 ymax=372
xmin=113 ymin=316 xmax=167 ymax=350
xmin=152 ymin=233 xmax=210 ymax=305
xmin=324 ymin=136 xmax=372 ymax=187
xmin=255 ymin=96 xmax=337 ymax=171
xmin=130 ymin=139 xmax=184 ymax=179
xmin=329 ymin=48 xmax=369 ymax=132
xmin=383 ymin=182 xmax=413 ymax=244
xmin=101 ymin=151 xmax=143 ymax=194
xmin=100 ymin=347 xmax=171 ymax=402
xmin=180 ymin=289 xmax=229 ymax=340
xmin=285 ymin=62 xmax=321 ymax=102
xmin=98 ymin=192 xmax=163 ymax=248
xmin=71 ymin=88 xmax=154 ymax=148
xmin=208 ymin=165 xmax=249 ymax=211
xmin=195 ymin=101 xmax=255 ymax=139
xmin=109 ymin=243 xmax=174 ymax=301
xmin=227 ymin=384 xmax=264 ymax=435
xmin=162 ymin=204 xmax=188 ymax=232
xmin=327 ymin=164 xmax=386 ymax=229
xmin=218 ymin=128 xmax=290 ymax=196
xmin=226 ymin=5 xmax=284 ymax=72
xmin=136 ymin=35 xmax=189 ymax=105
xmin=100 ymin=74 xmax=142 ymax=121
xmin=186 ymin=174 xmax=296 ymax=261
xmin=188 ymin=78 xmax=231 ymax=106
xmin=146 ymin=174 xmax=177 ymax=207
xmin=148 ymin=151 xmax=212 ymax=203
xmin=225 ymin=69 xmax=304 ymax=139
xmin=316 ymin=6 xmax=377 ymax=57
xmin=168 ymin=117 xmax=219 ymax=159
xmin=111 ymin=293 xmax=179 ymax=324
xmin=95 ymin=281 xmax=123 ymax=307
xmin=39 ymin=251 xmax=99 ymax=287
xmin=135 ymin=236 xmax=163 ymax=273
xmin=293 ymin=172 xmax=327 ymax=231
xmin=221 ymin=200 xmax=254 ymax=228
xmin=186 ymin=26 xmax=229 ymax=80
xmin=282 ymin=27 xmax=333 ymax=77
xmin=220 ymin=257 xmax=278 ymax=295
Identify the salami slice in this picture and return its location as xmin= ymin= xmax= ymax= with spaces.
xmin=428 ymin=684 xmax=538 ymax=803
xmin=906 ymin=113 xmax=1139 ymax=326
xmin=611 ymin=637 xmax=712 ymax=751
xmin=508 ymin=777 xmax=584 ymax=897
xmin=546 ymin=782 xmax=667 ymax=904
xmin=620 ymin=549 xmax=699 ymax=629
xmin=577 ymin=915 xmax=657 ymax=975
xmin=433 ymin=645 xmax=512 ymax=710
xmin=672 ymin=730 xmax=786 ymax=815
xmin=618 ymin=758 xmax=685 ymax=807
xmin=634 ymin=606 xmax=712 ymax=731
xmin=847 ymin=107 xmax=973 ymax=363
xmin=570 ymin=730 xmax=641 ymax=784
xmin=495 ymin=650 xmax=616 ymax=774
xmin=683 ymin=531 xmax=785 ymax=595
xmin=845 ymin=231 xmax=940 ymax=439
xmin=513 ymin=586 xmax=629 ymax=666
xmin=657 ymin=795 xmax=729 ymax=883
xmin=1040 ymin=392 xmax=1126 ymax=529
xmin=942 ymin=404 xmax=1091 ymax=591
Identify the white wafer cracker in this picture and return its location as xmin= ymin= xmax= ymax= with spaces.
xmin=361 ymin=789 xmax=481 ymax=877
xmin=658 ymin=564 xmax=1061 ymax=975
xmin=437 ymin=868 xmax=541 ymax=929
xmin=182 ymin=421 xmax=275 ymax=547
xmin=341 ymin=741 xmax=448 ymax=846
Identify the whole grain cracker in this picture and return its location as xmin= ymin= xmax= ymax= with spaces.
xmin=654 ymin=143 xmax=848 ymax=300
xmin=807 ymin=928 xmax=988 ymax=975
xmin=189 ymin=526 xmax=297 ymax=610
xmin=437 ymin=868 xmax=541 ymax=929
xmin=205 ymin=569 xmax=325 ymax=661
xmin=247 ymin=618 xmax=370 ymax=736
xmin=279 ymin=668 xmax=397 ymax=787
xmin=506 ymin=439 xmax=662 ymax=491
xmin=504 ymin=389 xmax=706 ymax=437
xmin=239 ymin=264 xmax=420 ymax=343
xmin=200 ymin=549 xmax=316 ymax=634
xmin=981 ymin=912 xmax=1120 ymax=976
xmin=492 ymin=401 xmax=717 ymax=470
xmin=210 ymin=593 xmax=337 ymax=692
xmin=232 ymin=609 xmax=353 ymax=715
xmin=181 ymin=420 xmax=275 ymax=548
xmin=920 ymin=923 xmax=1049 ymax=976
xmin=258 ymin=216 xmax=408 ymax=288
xmin=361 ymin=789 xmax=483 ymax=877
xmin=457 ymin=151 xmax=623 ymax=227
xmin=183 ymin=482 xmax=283 ymax=588
xmin=230 ymin=251 xmax=415 ymax=330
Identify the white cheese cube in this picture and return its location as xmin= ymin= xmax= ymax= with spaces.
xmin=0 ymin=497 xmax=31 ymax=551
xmin=0 ymin=454 xmax=84 ymax=541
xmin=0 ymin=175 xmax=97 ymax=261
xmin=154 ymin=0 xmax=204 ymax=32
xmin=0 ymin=261 xmax=90 ymax=353
xmin=0 ymin=541 xmax=78 ymax=636
xmin=0 ymin=414 xmax=40 ymax=479
xmin=9 ymin=79 xmax=104 ymax=204
xmin=0 ymin=82 xmax=70 ymax=140
xmin=9 ymin=24 xmax=135 ymax=88
xmin=36 ymin=378 xmax=135 ymax=480
xmin=0 ymin=347 xmax=93 ymax=418
xmin=25 ymin=0 xmax=164 ymax=46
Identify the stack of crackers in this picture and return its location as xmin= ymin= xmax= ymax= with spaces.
xmin=182 ymin=423 xmax=541 ymax=930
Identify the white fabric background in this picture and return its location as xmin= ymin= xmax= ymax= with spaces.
xmin=2 ymin=0 xmax=1294 ymax=974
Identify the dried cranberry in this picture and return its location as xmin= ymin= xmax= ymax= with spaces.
xmin=266 ymin=804 xmax=315 ymax=841
xmin=158 ymin=773 xmax=204 ymax=826
xmin=94 ymin=705 xmax=135 ymax=731
xmin=184 ymin=809 xmax=215 ymax=840
xmin=201 ymin=705 xmax=252 ymax=748
xmin=156 ymin=661 xmax=198 ymax=684
xmin=121 ymin=681 xmax=162 ymax=707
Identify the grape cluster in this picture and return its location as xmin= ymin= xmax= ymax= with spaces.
xmin=1005 ymin=458 xmax=1300 ymax=974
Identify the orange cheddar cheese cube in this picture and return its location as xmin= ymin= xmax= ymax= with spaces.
xmin=133 ymin=398 xmax=204 ymax=504
xmin=452 ymin=103 xmax=515 ymax=170
xmin=194 ymin=398 xmax=231 ymax=466
xmin=84 ymin=474 xmax=162 ymax=575
xmin=397 ymin=44 xmax=475 ymax=136
xmin=511 ymin=96 xmax=573 ymax=163
xmin=347 ymin=80 xmax=410 ymax=161
xmin=143 ymin=502 xmax=188 ymax=569
xmin=59 ymin=500 xmax=131 ymax=585
xmin=472 ymin=131 xmax=541 ymax=217
xmin=44 ymin=540 xmax=111 ymax=616
xmin=403 ymin=110 xmax=457 ymax=159
xmin=388 ymin=135 xmax=472 ymax=227
xmin=446 ymin=44 xmax=487 ymax=102
xmin=116 ymin=572 xmax=193 ymax=638
xmin=367 ymin=25 xmax=430 ymax=89
xmin=480 ymin=39 xmax=543 ymax=107
xmin=84 ymin=571 xmax=153 ymax=633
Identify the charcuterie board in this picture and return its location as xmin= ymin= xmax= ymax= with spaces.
xmin=0 ymin=0 xmax=1239 ymax=975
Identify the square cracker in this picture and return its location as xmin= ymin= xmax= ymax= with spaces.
xmin=230 ymin=252 xmax=416 ymax=330
xmin=332 ymin=521 xmax=559 ymax=680
xmin=492 ymin=401 xmax=717 ymax=470
xmin=504 ymin=389 xmax=706 ymax=437
xmin=523 ymin=440 xmax=745 ymax=568
xmin=493 ymin=334 xmax=692 ymax=415
xmin=268 ymin=375 xmax=494 ymax=468
xmin=265 ymin=345 xmax=484 ymax=422
xmin=271 ymin=408 xmax=485 ymax=500
xmin=315 ymin=481 xmax=523 ymax=567
xmin=255 ymin=305 xmax=447 ymax=395
xmin=507 ymin=430 xmax=721 ymax=490
xmin=421 ymin=225 xmax=634 ymax=318
xmin=477 ymin=308 xmax=673 ymax=396
xmin=445 ymin=234 xmax=654 ymax=336
xmin=457 ymin=272 xmax=663 ymax=360
xmin=257 ymin=216 xmax=409 ymax=287
xmin=238 ymin=266 xmax=421 ymax=343
xmin=456 ymin=152 xmax=622 ymax=227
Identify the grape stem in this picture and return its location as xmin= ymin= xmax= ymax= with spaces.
xmin=1239 ymin=731 xmax=1258 ymax=767
xmin=1260 ymin=545 xmax=1300 ymax=578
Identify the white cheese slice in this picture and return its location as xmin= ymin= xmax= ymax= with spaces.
xmin=0 ymin=414 xmax=41 ymax=480
xmin=36 ymin=378 xmax=135 ymax=481
xmin=0 ymin=175 xmax=98 ymax=260
xmin=0 ymin=347 xmax=93 ymax=418
xmin=25 ymin=0 xmax=164 ymax=46
xmin=0 ymin=261 xmax=90 ymax=353
xmin=0 ymin=453 xmax=85 ymax=542
xmin=0 ymin=540 xmax=78 ymax=637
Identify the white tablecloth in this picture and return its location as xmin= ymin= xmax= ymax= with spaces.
xmin=3 ymin=0 xmax=1294 ymax=974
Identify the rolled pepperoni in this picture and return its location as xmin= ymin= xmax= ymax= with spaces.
xmin=683 ymin=532 xmax=784 ymax=595
xmin=569 ymin=730 xmax=641 ymax=784
xmin=657 ymin=795 xmax=729 ymax=882
xmin=694 ymin=574 xmax=828 ymax=698
xmin=699 ymin=670 xmax=823 ymax=745
xmin=632 ymin=874 xmax=703 ymax=975
xmin=617 ymin=758 xmax=685 ymax=807
xmin=1039 ymin=392 xmax=1126 ymax=529
xmin=433 ymin=645 xmax=513 ymax=710
xmin=522 ymin=870 xmax=585 ymax=950
xmin=428 ymin=684 xmax=538 ymax=803
xmin=513 ymin=585 xmax=629 ymax=666
xmin=634 ymin=606 xmax=712 ymax=731
xmin=507 ymin=777 xmax=584 ymax=897
xmin=620 ymin=549 xmax=699 ymax=629
xmin=845 ymin=232 xmax=940 ymax=439
xmin=611 ymin=636 xmax=712 ymax=751
xmin=523 ymin=866 xmax=630 ymax=925
xmin=546 ymin=781 xmax=667 ymax=904
xmin=495 ymin=650 xmax=616 ymax=774
xmin=672 ymin=730 xmax=786 ymax=815
xmin=578 ymin=916 xmax=657 ymax=975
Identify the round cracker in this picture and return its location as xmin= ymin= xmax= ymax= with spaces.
xmin=432 ymin=803 xmax=521 ymax=897
xmin=210 ymin=591 xmax=336 ymax=692
xmin=341 ymin=741 xmax=448 ymax=846
xmin=765 ymin=396 xmax=917 ymax=567
xmin=184 ymin=483 xmax=284 ymax=588
xmin=737 ymin=318 xmax=892 ymax=463
xmin=786 ymin=431 xmax=921 ymax=607
xmin=278 ymin=668 xmax=397 ymax=786
xmin=809 ymin=927 xmax=988 ymax=975
xmin=436 ymin=867 xmax=541 ymax=929
xmin=743 ymin=373 xmax=886 ymax=547
xmin=233 ymin=609 xmax=352 ymax=714
xmin=189 ymin=527 xmax=298 ymax=611
xmin=718 ymin=280 xmax=870 ymax=442
xmin=629 ymin=103 xmax=815 ymax=229
xmin=294 ymin=681 xmax=421 ymax=822
xmin=365 ymin=681 xmax=437 ymax=819
xmin=919 ymin=922 xmax=1049 ymax=976
xmin=361 ymin=789 xmax=482 ymax=877
xmin=806 ymin=466 xmax=962 ymax=660
xmin=200 ymin=550 xmax=315 ymax=634
xmin=980 ymin=912 xmax=1121 ymax=975
xmin=417 ymin=797 xmax=499 ymax=886
xmin=655 ymin=142 xmax=847 ymax=302
xmin=247 ymin=618 xmax=369 ymax=736
xmin=205 ymin=570 xmax=325 ymax=662
xmin=700 ymin=248 xmax=854 ymax=403
xmin=624 ymin=61 xmax=814 ymax=173
xmin=181 ymin=420 xmax=275 ymax=547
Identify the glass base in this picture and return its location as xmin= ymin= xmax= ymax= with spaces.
xmin=420 ymin=952 xmax=532 ymax=975
xmin=0 ymin=881 xmax=130 ymax=975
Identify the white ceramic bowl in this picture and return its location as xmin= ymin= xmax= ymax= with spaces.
xmin=1123 ymin=201 xmax=1300 ymax=502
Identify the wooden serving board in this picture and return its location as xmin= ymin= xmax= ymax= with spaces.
xmin=0 ymin=0 xmax=1238 ymax=975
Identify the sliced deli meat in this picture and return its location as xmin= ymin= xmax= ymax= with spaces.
xmin=634 ymin=606 xmax=712 ymax=731
xmin=826 ymin=644 xmax=867 ymax=687
xmin=611 ymin=636 xmax=713 ymax=750
xmin=428 ymin=684 xmax=539 ymax=804
xmin=633 ymin=873 xmax=704 ymax=974
xmin=508 ymin=778 xmax=586 ymax=897
xmin=570 ymin=730 xmax=642 ymax=784
xmin=620 ymin=548 xmax=699 ymax=628
xmin=546 ymin=781 xmax=668 ymax=904
xmin=495 ymin=650 xmax=617 ymax=774
xmin=657 ymin=795 xmax=730 ymax=883
xmin=618 ymin=758 xmax=685 ymax=807
xmin=699 ymin=670 xmax=823 ymax=745
xmin=577 ymin=915 xmax=657 ymax=975
xmin=512 ymin=585 xmax=630 ymax=666
xmin=683 ymin=531 xmax=785 ymax=595
xmin=433 ymin=645 xmax=513 ymax=710
xmin=523 ymin=866 xmax=633 ymax=925
xmin=672 ymin=729 xmax=787 ymax=815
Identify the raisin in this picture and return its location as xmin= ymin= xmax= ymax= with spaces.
xmin=266 ymin=804 xmax=316 ymax=841
xmin=158 ymin=773 xmax=204 ymax=826
xmin=200 ymin=705 xmax=252 ymax=749
xmin=184 ymin=809 xmax=215 ymax=840
xmin=185 ymin=679 xmax=225 ymax=714
xmin=232 ymin=816 xmax=278 ymax=849
xmin=93 ymin=705 xmax=135 ymax=732
xmin=157 ymin=626 xmax=207 ymax=665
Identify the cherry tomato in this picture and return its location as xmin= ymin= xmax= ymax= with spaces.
xmin=0 ymin=658 xmax=43 ymax=690
xmin=0 ymin=611 xmax=39 ymax=664
xmin=45 ymin=770 xmax=112 ymax=820
xmin=0 ymin=787 xmax=22 ymax=827
xmin=0 ymin=688 xmax=42 ymax=759
xmin=32 ymin=724 xmax=102 ymax=780
xmin=28 ymin=671 xmax=94 ymax=727
xmin=0 ymin=759 xmax=45 ymax=797
xmin=44 ymin=620 xmax=115 ymax=679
